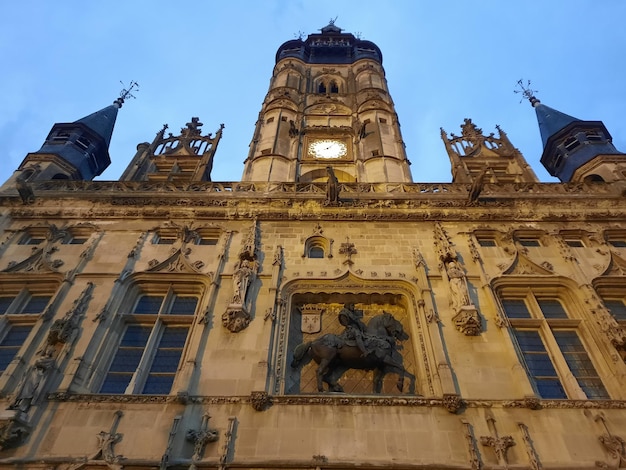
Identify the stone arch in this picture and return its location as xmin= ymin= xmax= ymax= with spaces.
xmin=271 ymin=271 xmax=434 ymax=396
xmin=299 ymin=168 xmax=355 ymax=183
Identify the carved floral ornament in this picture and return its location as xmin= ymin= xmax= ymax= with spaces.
xmin=3 ymin=223 xmax=99 ymax=274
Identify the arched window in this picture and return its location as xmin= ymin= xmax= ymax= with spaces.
xmin=329 ymin=80 xmax=339 ymax=93
xmin=318 ymin=82 xmax=326 ymax=93
xmin=303 ymin=235 xmax=331 ymax=259
xmin=308 ymin=244 xmax=325 ymax=259
xmin=584 ymin=174 xmax=604 ymax=183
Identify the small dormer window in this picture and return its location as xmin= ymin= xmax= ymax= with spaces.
xmin=586 ymin=131 xmax=603 ymax=141
xmin=76 ymin=136 xmax=91 ymax=150
xmin=563 ymin=136 xmax=579 ymax=152
xmin=52 ymin=131 xmax=70 ymax=142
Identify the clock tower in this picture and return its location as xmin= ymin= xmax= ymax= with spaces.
xmin=242 ymin=22 xmax=412 ymax=183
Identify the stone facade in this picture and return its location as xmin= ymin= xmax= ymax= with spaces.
xmin=0 ymin=23 xmax=626 ymax=470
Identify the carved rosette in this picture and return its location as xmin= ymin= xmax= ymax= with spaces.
xmin=250 ymin=391 xmax=273 ymax=411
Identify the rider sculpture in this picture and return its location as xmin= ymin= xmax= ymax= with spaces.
xmin=291 ymin=306 xmax=415 ymax=394
xmin=338 ymin=303 xmax=369 ymax=356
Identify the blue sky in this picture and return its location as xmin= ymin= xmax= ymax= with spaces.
xmin=2 ymin=1 xmax=626 ymax=184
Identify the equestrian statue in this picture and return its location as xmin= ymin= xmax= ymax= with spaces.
xmin=291 ymin=304 xmax=415 ymax=394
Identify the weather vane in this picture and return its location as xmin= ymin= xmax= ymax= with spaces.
xmin=514 ymin=79 xmax=539 ymax=105
xmin=329 ymin=16 xmax=338 ymax=25
xmin=114 ymin=80 xmax=139 ymax=108
xmin=294 ymin=30 xmax=305 ymax=40
xmin=119 ymin=80 xmax=139 ymax=101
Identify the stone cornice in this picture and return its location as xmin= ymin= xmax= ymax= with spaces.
xmin=2 ymin=181 xmax=626 ymax=223
xmin=44 ymin=392 xmax=626 ymax=410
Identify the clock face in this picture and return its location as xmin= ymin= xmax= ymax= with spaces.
xmin=308 ymin=139 xmax=348 ymax=159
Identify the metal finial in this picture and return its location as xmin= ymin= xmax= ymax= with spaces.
xmin=114 ymin=80 xmax=139 ymax=108
xmin=514 ymin=79 xmax=540 ymax=107
xmin=329 ymin=16 xmax=338 ymax=25
xmin=294 ymin=30 xmax=305 ymax=40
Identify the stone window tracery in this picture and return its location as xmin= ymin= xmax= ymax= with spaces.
xmin=0 ymin=280 xmax=58 ymax=375
xmin=98 ymin=282 xmax=203 ymax=395
xmin=499 ymin=287 xmax=609 ymax=399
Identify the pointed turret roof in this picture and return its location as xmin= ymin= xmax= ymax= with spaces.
xmin=519 ymin=81 xmax=624 ymax=182
xmin=75 ymin=102 xmax=121 ymax=149
xmin=534 ymin=102 xmax=581 ymax=147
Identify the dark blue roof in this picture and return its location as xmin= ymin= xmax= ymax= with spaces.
xmin=534 ymin=103 xmax=580 ymax=147
xmin=275 ymin=23 xmax=382 ymax=65
xmin=75 ymin=104 xmax=120 ymax=148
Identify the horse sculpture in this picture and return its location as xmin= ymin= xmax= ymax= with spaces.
xmin=291 ymin=311 xmax=416 ymax=394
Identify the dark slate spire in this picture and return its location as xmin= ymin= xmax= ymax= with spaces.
xmin=25 ymin=82 xmax=137 ymax=181
xmin=534 ymin=103 xmax=580 ymax=148
xmin=518 ymin=80 xmax=624 ymax=182
xmin=75 ymin=103 xmax=120 ymax=150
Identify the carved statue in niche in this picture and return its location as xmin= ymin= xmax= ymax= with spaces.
xmin=444 ymin=258 xmax=482 ymax=336
xmin=9 ymin=346 xmax=55 ymax=413
xmin=325 ymin=166 xmax=339 ymax=206
xmin=222 ymin=222 xmax=259 ymax=333
xmin=291 ymin=310 xmax=415 ymax=394
xmin=232 ymin=259 xmax=253 ymax=304
xmin=446 ymin=261 xmax=471 ymax=312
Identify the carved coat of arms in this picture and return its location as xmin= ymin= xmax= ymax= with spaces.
xmin=300 ymin=304 xmax=323 ymax=334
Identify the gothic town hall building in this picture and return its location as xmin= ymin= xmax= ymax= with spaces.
xmin=1 ymin=23 xmax=626 ymax=470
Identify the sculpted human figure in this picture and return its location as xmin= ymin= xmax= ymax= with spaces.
xmin=338 ymin=303 xmax=368 ymax=356
xmin=10 ymin=347 xmax=55 ymax=412
xmin=232 ymin=259 xmax=253 ymax=304
xmin=446 ymin=260 xmax=471 ymax=311
xmin=326 ymin=166 xmax=339 ymax=205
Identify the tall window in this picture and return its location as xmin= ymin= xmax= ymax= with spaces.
xmin=100 ymin=287 xmax=200 ymax=395
xmin=0 ymin=289 xmax=53 ymax=373
xmin=501 ymin=291 xmax=609 ymax=399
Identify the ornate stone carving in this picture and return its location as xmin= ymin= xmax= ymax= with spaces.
xmin=596 ymin=414 xmax=626 ymax=468
xmin=339 ymin=237 xmax=357 ymax=266
xmin=186 ymin=414 xmax=219 ymax=470
xmin=90 ymin=411 xmax=124 ymax=465
xmin=442 ymin=394 xmax=463 ymax=413
xmin=49 ymin=282 xmax=94 ymax=346
xmin=223 ymin=221 xmax=259 ymax=332
xmin=480 ymin=416 xmax=515 ymax=466
xmin=518 ymin=422 xmax=542 ymax=470
xmin=452 ymin=306 xmax=482 ymax=336
xmin=0 ymin=410 xmax=30 ymax=450
xmin=250 ymin=391 xmax=273 ymax=411
xmin=9 ymin=349 xmax=55 ymax=413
